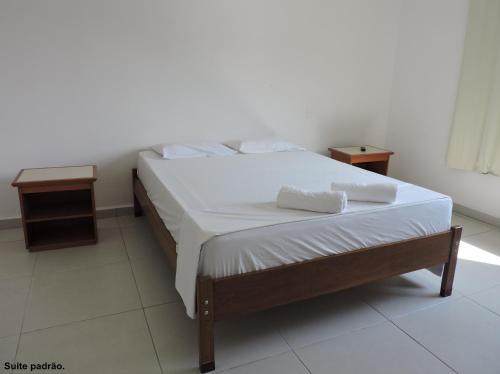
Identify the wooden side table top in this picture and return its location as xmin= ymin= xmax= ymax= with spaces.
xmin=328 ymin=145 xmax=393 ymax=164
xmin=12 ymin=165 xmax=97 ymax=187
xmin=329 ymin=145 xmax=392 ymax=156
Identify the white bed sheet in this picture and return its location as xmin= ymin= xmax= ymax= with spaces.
xmin=137 ymin=150 xmax=452 ymax=317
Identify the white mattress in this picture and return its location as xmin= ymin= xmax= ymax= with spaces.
xmin=138 ymin=150 xmax=452 ymax=280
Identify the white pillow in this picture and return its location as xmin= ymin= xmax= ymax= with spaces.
xmin=189 ymin=143 xmax=238 ymax=157
xmin=225 ymin=138 xmax=305 ymax=154
xmin=152 ymin=143 xmax=237 ymax=159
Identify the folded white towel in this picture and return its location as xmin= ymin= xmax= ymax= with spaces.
xmin=331 ymin=182 xmax=398 ymax=203
xmin=277 ymin=186 xmax=347 ymax=214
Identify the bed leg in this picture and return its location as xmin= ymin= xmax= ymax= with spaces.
xmin=198 ymin=276 xmax=215 ymax=373
xmin=132 ymin=169 xmax=143 ymax=217
xmin=440 ymin=226 xmax=462 ymax=297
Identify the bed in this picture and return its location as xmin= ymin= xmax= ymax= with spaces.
xmin=133 ymin=150 xmax=461 ymax=373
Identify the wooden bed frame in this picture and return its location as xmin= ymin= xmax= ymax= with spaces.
xmin=132 ymin=168 xmax=461 ymax=373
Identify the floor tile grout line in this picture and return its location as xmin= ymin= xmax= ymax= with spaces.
xmin=217 ymin=350 xmax=298 ymax=374
xmin=268 ymin=296 xmax=457 ymax=373
xmin=290 ymin=349 xmax=312 ymax=374
xmin=453 ymin=212 xmax=499 ymax=227
xmin=143 ymin=299 xmax=181 ymax=309
xmin=118 ymin=219 xmax=164 ymax=374
xmin=213 ymin=351 xmax=302 ymax=374
xmin=274 ymin=325 xmax=312 ymax=374
xmin=32 ymin=228 xmax=129 ymax=277
xmin=454 ymin=219 xmax=497 ymax=231
xmin=285 ymin=317 xmax=389 ymax=352
xmin=359 ymin=292 xmax=466 ymax=321
xmin=220 ymin=291 xmax=390 ymax=369
xmin=460 ymin=228 xmax=497 ymax=239
xmin=19 ymin=306 xmax=145 ymax=336
xmin=460 ymin=281 xmax=500 ymax=298
xmin=117 ymin=222 xmax=151 ymax=313
xmin=364 ymin=300 xmax=459 ymax=374
xmin=13 ymin=252 xmax=38 ymax=361
xmin=202 ymin=314 xmax=296 ymax=373
xmin=218 ymin=330 xmax=294 ymax=372
xmin=269 ymin=295 xmax=387 ymax=357
xmin=464 ymin=295 xmax=500 ymax=319
xmin=141 ymin=308 xmax=164 ymax=374
xmin=118 ymin=224 xmax=144 ymax=305
xmin=356 ymin=294 xmax=393 ymax=321
xmin=9 ymin=222 xmax=130 ymax=360
xmin=118 ymin=217 xmax=180 ymax=308
xmin=292 ymin=309 xmax=392 ymax=351
xmin=32 ymin=258 xmax=131 ymax=279
xmin=118 ymin=223 xmax=137 ymax=263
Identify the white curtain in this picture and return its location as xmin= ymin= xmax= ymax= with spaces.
xmin=447 ymin=0 xmax=500 ymax=175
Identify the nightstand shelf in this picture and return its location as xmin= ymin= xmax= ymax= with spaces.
xmin=12 ymin=165 xmax=98 ymax=251
xmin=23 ymin=189 xmax=94 ymax=222
xmin=27 ymin=217 xmax=96 ymax=251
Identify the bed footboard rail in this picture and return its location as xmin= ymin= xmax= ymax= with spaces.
xmin=210 ymin=226 xmax=461 ymax=320
xmin=196 ymin=226 xmax=461 ymax=372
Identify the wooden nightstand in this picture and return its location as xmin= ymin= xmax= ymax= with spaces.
xmin=12 ymin=165 xmax=98 ymax=251
xmin=328 ymin=146 xmax=394 ymax=176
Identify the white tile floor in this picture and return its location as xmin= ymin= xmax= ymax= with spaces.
xmin=0 ymin=213 xmax=499 ymax=373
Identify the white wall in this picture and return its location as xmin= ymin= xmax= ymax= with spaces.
xmin=386 ymin=0 xmax=500 ymax=219
xmin=0 ymin=0 xmax=401 ymax=219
